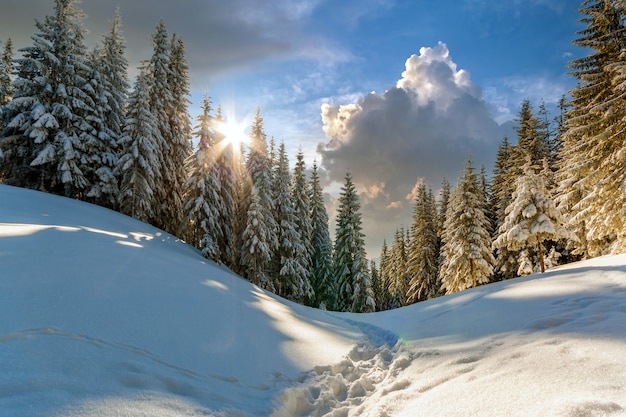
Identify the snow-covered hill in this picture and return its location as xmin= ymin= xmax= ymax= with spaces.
xmin=1 ymin=184 xmax=625 ymax=416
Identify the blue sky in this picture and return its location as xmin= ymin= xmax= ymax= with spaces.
xmin=1 ymin=0 xmax=585 ymax=255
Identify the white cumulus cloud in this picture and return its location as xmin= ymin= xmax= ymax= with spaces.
xmin=318 ymin=42 xmax=511 ymax=255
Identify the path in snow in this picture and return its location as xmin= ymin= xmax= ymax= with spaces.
xmin=271 ymin=317 xmax=413 ymax=417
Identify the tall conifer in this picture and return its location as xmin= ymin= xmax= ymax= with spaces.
xmin=333 ymin=172 xmax=374 ymax=312
xmin=117 ymin=70 xmax=161 ymax=222
xmin=557 ymin=0 xmax=626 ymax=256
xmin=239 ymin=109 xmax=277 ymax=290
xmin=273 ymin=143 xmax=311 ymax=301
xmin=182 ymin=94 xmax=223 ymax=261
xmin=406 ymin=183 xmax=439 ymax=303
xmin=309 ymin=160 xmax=334 ymax=309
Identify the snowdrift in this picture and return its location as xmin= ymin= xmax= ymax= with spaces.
xmin=0 ymin=184 xmax=624 ymax=416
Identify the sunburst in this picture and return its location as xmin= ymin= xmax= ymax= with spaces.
xmin=216 ymin=116 xmax=249 ymax=149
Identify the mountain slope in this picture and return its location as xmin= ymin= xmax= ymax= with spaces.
xmin=0 ymin=184 xmax=624 ymax=416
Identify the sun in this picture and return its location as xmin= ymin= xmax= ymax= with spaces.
xmin=216 ymin=117 xmax=249 ymax=149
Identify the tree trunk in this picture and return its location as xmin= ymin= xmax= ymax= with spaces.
xmin=537 ymin=241 xmax=545 ymax=273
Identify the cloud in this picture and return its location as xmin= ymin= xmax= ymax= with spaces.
xmin=318 ymin=42 xmax=509 ymax=255
xmin=0 ymin=0 xmax=349 ymax=87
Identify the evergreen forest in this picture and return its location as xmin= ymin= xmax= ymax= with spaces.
xmin=1 ymin=0 xmax=625 ymax=312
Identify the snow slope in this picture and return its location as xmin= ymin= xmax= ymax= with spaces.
xmin=0 ymin=184 xmax=625 ymax=416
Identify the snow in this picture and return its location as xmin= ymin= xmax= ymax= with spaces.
xmin=1 ymin=184 xmax=625 ymax=416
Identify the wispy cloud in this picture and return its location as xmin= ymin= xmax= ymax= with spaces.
xmin=483 ymin=75 xmax=572 ymax=123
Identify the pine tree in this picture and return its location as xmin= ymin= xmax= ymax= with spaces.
xmin=406 ymin=183 xmax=440 ymax=303
xmin=439 ymin=159 xmax=495 ymax=294
xmin=213 ymin=111 xmax=237 ymax=266
xmin=239 ymin=109 xmax=277 ymax=290
xmin=369 ymin=259 xmax=384 ymax=311
xmin=85 ymin=10 xmax=128 ymax=207
xmin=117 ymin=70 xmax=161 ymax=222
xmin=99 ymin=10 xmax=128 ymax=144
xmin=1 ymin=0 xmax=92 ymax=195
xmin=551 ymin=96 xmax=569 ymax=166
xmin=494 ymin=157 xmax=573 ymax=273
xmin=79 ymin=46 xmax=119 ymax=208
xmin=144 ymin=20 xmax=172 ymax=230
xmin=491 ymin=137 xmax=514 ymax=230
xmin=182 ymin=94 xmax=222 ymax=261
xmin=557 ymin=0 xmax=626 ymax=257
xmin=536 ymin=100 xmax=559 ymax=171
xmin=273 ymin=143 xmax=311 ymax=301
xmin=230 ymin=140 xmax=249 ymax=274
xmin=491 ymin=137 xmax=518 ymax=280
xmin=0 ymin=38 xmax=13 ymax=165
xmin=163 ymin=33 xmax=193 ymax=237
xmin=351 ymin=254 xmax=375 ymax=313
xmin=479 ymin=165 xmax=493 ymax=231
xmin=291 ymin=149 xmax=314 ymax=302
xmin=0 ymin=38 xmax=12 ymax=107
xmin=333 ymin=172 xmax=374 ymax=312
xmin=436 ymin=178 xmax=450 ymax=242
xmin=378 ymin=239 xmax=392 ymax=311
xmin=309 ymin=160 xmax=335 ymax=309
xmin=512 ymin=100 xmax=549 ymax=175
xmin=388 ymin=227 xmax=408 ymax=307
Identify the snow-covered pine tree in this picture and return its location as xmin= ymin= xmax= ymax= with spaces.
xmin=551 ymin=96 xmax=569 ymax=168
xmin=536 ymin=100 xmax=559 ymax=171
xmin=117 ymin=70 xmax=161 ymax=222
xmin=350 ymin=250 xmax=375 ymax=313
xmin=491 ymin=136 xmax=518 ymax=280
xmin=0 ymin=38 xmax=13 ymax=165
xmin=144 ymin=20 xmax=172 ymax=230
xmin=439 ymin=159 xmax=495 ymax=294
xmin=308 ymin=159 xmax=335 ymax=309
xmin=213 ymin=111 xmax=237 ymax=266
xmin=182 ymin=94 xmax=222 ymax=261
xmin=491 ymin=137 xmax=513 ymax=230
xmin=377 ymin=239 xmax=392 ymax=311
xmin=79 ymin=46 xmax=119 ymax=208
xmin=291 ymin=149 xmax=314 ymax=303
xmin=406 ymin=183 xmax=440 ymax=303
xmin=512 ymin=100 xmax=549 ymax=173
xmin=1 ymin=0 xmax=92 ymax=196
xmin=239 ymin=109 xmax=278 ymax=290
xmin=479 ymin=165 xmax=494 ymax=233
xmin=436 ymin=178 xmax=450 ymax=242
xmin=230 ymin=139 xmax=249 ymax=274
xmin=268 ymin=137 xmax=278 ymax=175
xmin=494 ymin=103 xmax=549 ymax=278
xmin=589 ymin=52 xmax=626 ymax=253
xmin=494 ymin=157 xmax=573 ymax=273
xmin=556 ymin=0 xmax=626 ymax=257
xmin=369 ymin=259 xmax=384 ymax=312
xmin=387 ymin=227 xmax=408 ymax=307
xmin=163 ymin=33 xmax=193 ymax=238
xmin=333 ymin=171 xmax=375 ymax=313
xmin=85 ymin=9 xmax=128 ymax=208
xmin=0 ymin=38 xmax=12 ymax=107
xmin=272 ymin=142 xmax=312 ymax=301
xmin=99 ymin=10 xmax=128 ymax=144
